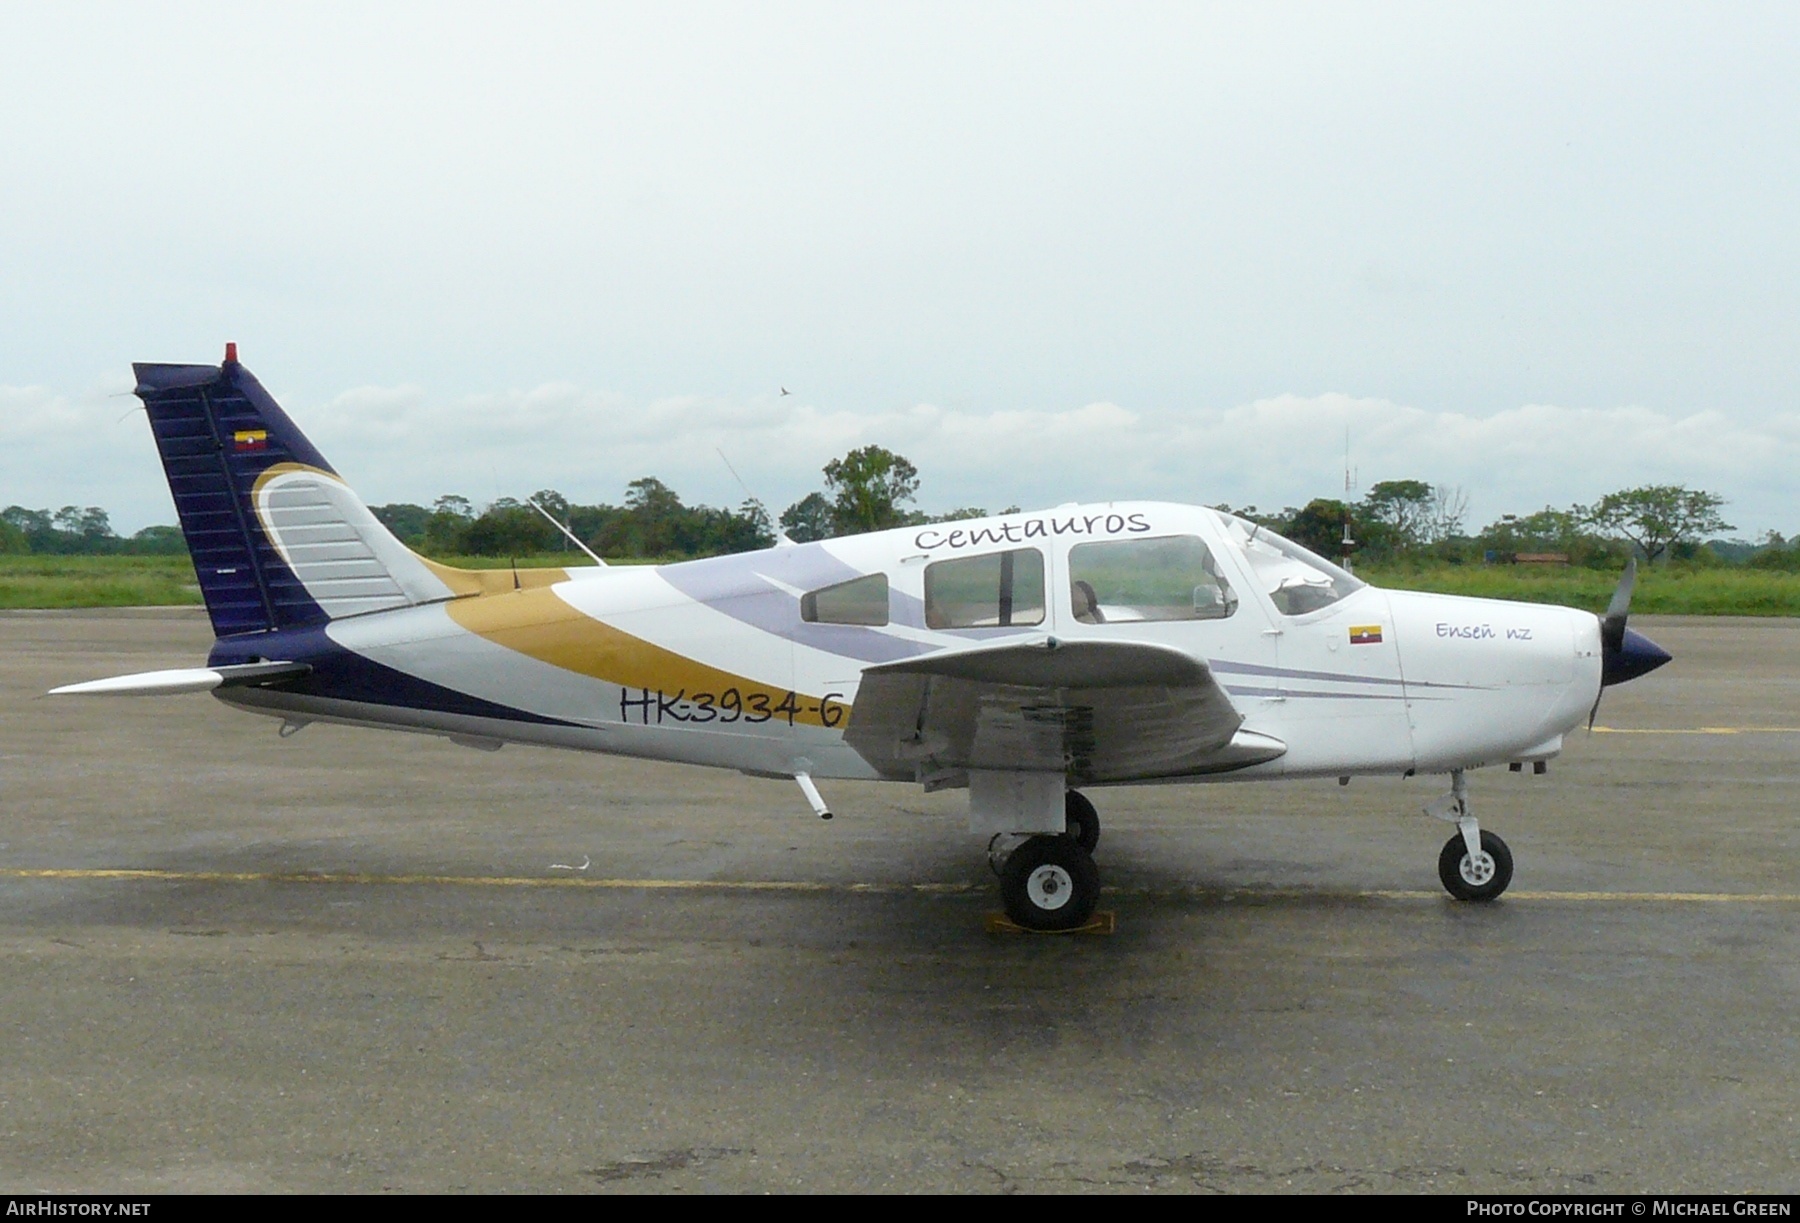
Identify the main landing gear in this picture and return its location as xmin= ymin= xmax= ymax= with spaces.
xmin=990 ymin=789 xmax=1104 ymax=931
xmin=1063 ymin=788 xmax=1100 ymax=853
xmin=1425 ymin=768 xmax=1514 ymax=902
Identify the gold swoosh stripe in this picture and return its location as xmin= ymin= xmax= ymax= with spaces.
xmin=243 ymin=465 xmax=819 ymax=719
xmin=419 ymin=557 xmax=568 ymax=598
xmin=445 ymin=586 xmax=842 ymax=728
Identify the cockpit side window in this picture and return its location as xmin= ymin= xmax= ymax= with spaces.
xmin=1222 ymin=515 xmax=1364 ymax=616
xmin=801 ymin=572 xmax=890 ymax=626
xmin=1067 ymin=535 xmax=1238 ymax=624
xmin=924 ymin=548 xmax=1045 ymax=629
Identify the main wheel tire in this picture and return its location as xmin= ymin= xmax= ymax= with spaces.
xmin=1000 ymin=835 xmax=1101 ymax=931
xmin=1438 ymin=830 xmax=1514 ymax=902
xmin=1064 ymin=790 xmax=1100 ymax=853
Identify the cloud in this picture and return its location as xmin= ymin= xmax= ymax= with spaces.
xmin=0 ymin=380 xmax=166 ymax=526
xmin=225 ymin=385 xmax=1800 ymax=537
xmin=6 ymin=378 xmax=1794 ymax=538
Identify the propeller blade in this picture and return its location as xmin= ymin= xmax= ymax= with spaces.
xmin=1599 ymin=557 xmax=1636 ymax=655
xmin=1593 ymin=558 xmax=1636 ymax=726
xmin=1594 ymin=558 xmax=1671 ymax=700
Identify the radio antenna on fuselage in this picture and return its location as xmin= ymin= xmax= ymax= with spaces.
xmin=716 ymin=448 xmax=796 ymax=547
xmin=527 ymin=499 xmax=607 ymax=567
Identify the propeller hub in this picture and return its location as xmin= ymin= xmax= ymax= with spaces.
xmin=1602 ymin=626 xmax=1672 ymax=687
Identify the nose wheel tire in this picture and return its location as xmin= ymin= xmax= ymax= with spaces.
xmin=1438 ymin=830 xmax=1514 ymax=902
xmin=1000 ymin=835 xmax=1101 ymax=931
xmin=1064 ymin=789 xmax=1100 ymax=853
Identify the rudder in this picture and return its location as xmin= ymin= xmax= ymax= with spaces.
xmin=135 ymin=345 xmax=456 ymax=638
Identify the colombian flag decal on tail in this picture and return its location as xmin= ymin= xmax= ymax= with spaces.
xmin=1349 ymin=625 xmax=1383 ymax=645
xmin=234 ymin=429 xmax=268 ymax=452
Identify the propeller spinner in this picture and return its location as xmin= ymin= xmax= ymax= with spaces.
xmin=1590 ymin=559 xmax=1673 ymax=726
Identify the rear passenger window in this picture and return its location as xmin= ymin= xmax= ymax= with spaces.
xmin=801 ymin=573 xmax=889 ymax=626
xmin=924 ymin=548 xmax=1045 ymax=629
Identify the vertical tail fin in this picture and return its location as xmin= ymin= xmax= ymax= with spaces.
xmin=135 ymin=346 xmax=456 ymax=638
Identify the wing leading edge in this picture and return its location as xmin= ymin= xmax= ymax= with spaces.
xmin=842 ymin=637 xmax=1285 ymax=787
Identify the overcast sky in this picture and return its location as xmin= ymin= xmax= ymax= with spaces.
xmin=2 ymin=3 xmax=1796 ymax=536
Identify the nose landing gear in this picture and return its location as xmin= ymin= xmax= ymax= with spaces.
xmin=1437 ymin=827 xmax=1514 ymax=902
xmin=1425 ymin=768 xmax=1514 ymax=902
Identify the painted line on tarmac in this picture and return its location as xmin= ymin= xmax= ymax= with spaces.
xmin=1368 ymin=889 xmax=1800 ymax=903
xmin=0 ymin=867 xmax=976 ymax=895
xmin=5 ymin=867 xmax=1800 ymax=905
xmin=1194 ymin=887 xmax=1800 ymax=904
xmin=1593 ymin=725 xmax=1800 ymax=734
xmin=1505 ymin=891 xmax=1800 ymax=902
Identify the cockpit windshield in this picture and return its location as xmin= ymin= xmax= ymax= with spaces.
xmin=1218 ymin=513 xmax=1364 ymax=616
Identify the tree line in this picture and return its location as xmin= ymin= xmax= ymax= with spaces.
xmin=369 ymin=482 xmax=777 ymax=561
xmin=0 ymin=506 xmax=186 ymax=556
xmin=361 ymin=446 xmax=1013 ymax=559
xmin=4 ymin=448 xmax=1796 ymax=571
xmin=1225 ymin=480 xmax=1800 ymax=571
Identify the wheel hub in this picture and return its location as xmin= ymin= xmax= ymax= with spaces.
xmin=1026 ymin=863 xmax=1075 ymax=911
xmin=1460 ymin=852 xmax=1496 ymax=886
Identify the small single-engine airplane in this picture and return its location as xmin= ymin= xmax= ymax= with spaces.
xmin=53 ymin=347 xmax=1673 ymax=930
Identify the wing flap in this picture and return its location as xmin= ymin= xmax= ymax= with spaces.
xmin=863 ymin=636 xmax=1210 ymax=688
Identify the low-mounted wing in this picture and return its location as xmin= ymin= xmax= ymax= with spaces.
xmin=843 ymin=637 xmax=1284 ymax=786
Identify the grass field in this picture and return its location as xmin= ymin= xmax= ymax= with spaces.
xmin=0 ymin=555 xmax=204 ymax=609
xmin=5 ymin=553 xmax=1798 ymax=616
xmin=1357 ymin=562 xmax=1800 ymax=616
xmin=0 ymin=553 xmax=619 ymax=610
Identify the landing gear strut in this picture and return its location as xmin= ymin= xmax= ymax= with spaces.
xmin=1425 ymin=768 xmax=1514 ymax=902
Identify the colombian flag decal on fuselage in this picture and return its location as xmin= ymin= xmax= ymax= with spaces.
xmin=234 ymin=429 xmax=268 ymax=452
xmin=1349 ymin=625 xmax=1383 ymax=645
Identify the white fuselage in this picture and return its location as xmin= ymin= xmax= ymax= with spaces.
xmin=219 ymin=502 xmax=1604 ymax=788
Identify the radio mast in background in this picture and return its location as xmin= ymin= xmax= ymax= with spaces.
xmin=1341 ymin=428 xmax=1357 ymax=572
